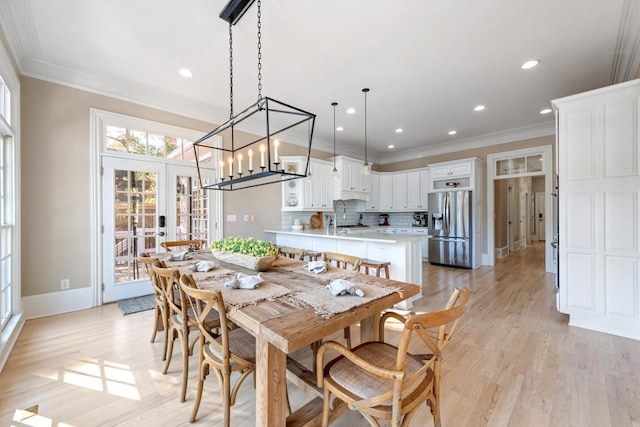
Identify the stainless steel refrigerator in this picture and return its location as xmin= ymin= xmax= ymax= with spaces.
xmin=428 ymin=190 xmax=472 ymax=268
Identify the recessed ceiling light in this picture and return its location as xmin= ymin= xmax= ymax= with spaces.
xmin=474 ymin=105 xmax=485 ymax=112
xmin=346 ymin=108 xmax=356 ymax=114
xmin=388 ymin=145 xmax=395 ymax=149
xmin=179 ymin=68 xmax=194 ymax=78
xmin=336 ymin=126 xmax=344 ymax=131
xmin=395 ymin=128 xmax=403 ymax=133
xmin=540 ymin=108 xmax=552 ymax=114
xmin=521 ymin=60 xmax=540 ymax=70
xmin=448 ymin=130 xmax=457 ymax=135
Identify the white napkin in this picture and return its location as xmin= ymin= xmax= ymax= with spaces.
xmin=190 ymin=261 xmax=216 ymax=272
xmin=164 ymin=251 xmax=191 ymax=261
xmin=224 ymin=272 xmax=264 ymax=289
xmin=327 ymin=279 xmax=364 ymax=297
xmin=305 ymin=261 xmax=327 ymax=274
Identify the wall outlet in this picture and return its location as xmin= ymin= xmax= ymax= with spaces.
xmin=60 ymin=279 xmax=70 ymax=290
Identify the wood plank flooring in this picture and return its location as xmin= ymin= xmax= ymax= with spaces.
xmin=1 ymin=242 xmax=639 ymax=426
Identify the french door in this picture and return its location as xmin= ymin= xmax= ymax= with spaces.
xmin=102 ymin=156 xmax=216 ymax=302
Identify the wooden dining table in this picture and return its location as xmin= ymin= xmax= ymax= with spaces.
xmin=165 ymin=251 xmax=421 ymax=426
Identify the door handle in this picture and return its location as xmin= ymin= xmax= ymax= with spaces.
xmin=155 ymin=232 xmax=165 ymax=237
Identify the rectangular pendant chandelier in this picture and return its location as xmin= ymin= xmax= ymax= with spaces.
xmin=194 ymin=96 xmax=316 ymax=191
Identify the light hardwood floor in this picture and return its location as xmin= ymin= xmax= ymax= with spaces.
xmin=1 ymin=242 xmax=639 ymax=426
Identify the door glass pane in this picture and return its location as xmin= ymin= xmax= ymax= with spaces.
xmin=496 ymin=159 xmax=510 ymax=176
xmin=114 ymin=169 xmax=157 ymax=283
xmin=174 ymin=175 xmax=210 ymax=241
xmin=526 ymin=155 xmax=543 ymax=172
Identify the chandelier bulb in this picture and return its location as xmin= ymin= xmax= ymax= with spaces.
xmin=332 ymin=167 xmax=340 ymax=179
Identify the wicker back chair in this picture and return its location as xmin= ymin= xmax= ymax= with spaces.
xmin=179 ymin=274 xmax=256 ymax=427
xmin=160 ymin=239 xmax=207 ymax=252
xmin=138 ymin=254 xmax=168 ymax=359
xmin=153 ymin=264 xmax=220 ymax=403
xmin=316 ymin=287 xmax=472 ymax=427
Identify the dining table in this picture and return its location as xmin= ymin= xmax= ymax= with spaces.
xmin=163 ymin=250 xmax=421 ymax=426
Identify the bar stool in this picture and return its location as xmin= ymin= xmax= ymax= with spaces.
xmin=304 ymin=250 xmax=322 ymax=262
xmin=360 ymin=259 xmax=391 ymax=278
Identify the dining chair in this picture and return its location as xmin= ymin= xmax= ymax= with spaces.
xmin=179 ymin=274 xmax=256 ymax=426
xmin=153 ymin=264 xmax=220 ymax=402
xmin=138 ymin=254 xmax=169 ymax=360
xmin=320 ymin=252 xmax=363 ymax=349
xmin=315 ymin=287 xmax=471 ymax=427
xmin=278 ymin=246 xmax=307 ymax=260
xmin=160 ymin=239 xmax=207 ymax=252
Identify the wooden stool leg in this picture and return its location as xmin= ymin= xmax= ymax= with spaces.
xmin=383 ymin=265 xmax=389 ymax=278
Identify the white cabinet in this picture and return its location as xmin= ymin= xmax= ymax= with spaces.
xmin=280 ymin=157 xmax=333 ymax=211
xmin=334 ymin=156 xmax=370 ymax=200
xmin=552 ymin=79 xmax=640 ymax=341
xmin=309 ymin=160 xmax=333 ymax=210
xmin=428 ymin=159 xmax=477 ymax=192
xmin=406 ymin=169 xmax=429 ymax=210
xmin=392 ymin=173 xmax=407 ymax=210
xmin=379 ymin=175 xmax=393 ymax=210
xmin=363 ymin=173 xmax=380 ymax=211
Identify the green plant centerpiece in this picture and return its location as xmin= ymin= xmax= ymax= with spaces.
xmin=210 ymin=237 xmax=278 ymax=271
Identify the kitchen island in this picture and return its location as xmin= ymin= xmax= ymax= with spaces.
xmin=264 ymin=228 xmax=423 ymax=308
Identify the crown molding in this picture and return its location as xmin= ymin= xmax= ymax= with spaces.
xmin=609 ymin=0 xmax=640 ymax=83
xmin=0 ymin=0 xmax=39 ymax=74
xmin=377 ymin=121 xmax=556 ymax=165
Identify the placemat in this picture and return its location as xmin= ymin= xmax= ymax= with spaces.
xmin=197 ymin=275 xmax=292 ymax=311
xmin=286 ymin=281 xmax=403 ymax=319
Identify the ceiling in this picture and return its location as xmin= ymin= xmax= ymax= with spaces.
xmin=1 ymin=0 xmax=638 ymax=164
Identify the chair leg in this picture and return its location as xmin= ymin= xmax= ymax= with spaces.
xmin=163 ymin=327 xmax=176 ymax=374
xmin=322 ymin=388 xmax=331 ymax=427
xmin=223 ymin=372 xmax=231 ymax=427
xmin=180 ymin=330 xmax=189 ymax=402
xmin=190 ymin=360 xmax=207 ymax=423
xmin=160 ymin=307 xmax=169 ymax=362
xmin=150 ymin=304 xmax=160 ymax=343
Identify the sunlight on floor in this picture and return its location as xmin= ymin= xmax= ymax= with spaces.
xmin=12 ymin=409 xmax=74 ymax=427
xmin=35 ymin=358 xmax=141 ymax=400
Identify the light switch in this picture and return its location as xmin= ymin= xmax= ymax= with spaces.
xmin=250 ymin=214 xmax=256 ymax=221
xmin=244 ymin=214 xmax=250 ymax=222
xmin=227 ymin=214 xmax=237 ymax=222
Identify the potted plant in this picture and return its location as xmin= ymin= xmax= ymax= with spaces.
xmin=210 ymin=237 xmax=278 ymax=271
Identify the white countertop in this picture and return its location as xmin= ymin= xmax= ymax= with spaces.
xmin=265 ymin=228 xmax=427 ymax=243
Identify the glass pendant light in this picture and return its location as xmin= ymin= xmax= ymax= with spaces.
xmin=332 ymin=102 xmax=339 ymax=179
xmin=362 ymin=88 xmax=371 ymax=175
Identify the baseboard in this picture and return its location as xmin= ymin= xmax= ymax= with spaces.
xmin=0 ymin=311 xmax=25 ymax=373
xmin=23 ymin=287 xmax=94 ymax=319
xmin=494 ymin=246 xmax=509 ymax=258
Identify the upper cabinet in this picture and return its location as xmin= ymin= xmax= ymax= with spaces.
xmin=280 ymin=156 xmax=333 ymax=211
xmin=362 ymin=173 xmax=380 ymax=211
xmin=428 ymin=158 xmax=480 ymax=192
xmin=406 ymin=169 xmax=429 ymax=210
xmin=333 ymin=156 xmax=370 ymax=201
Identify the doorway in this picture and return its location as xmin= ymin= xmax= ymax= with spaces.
xmin=101 ymin=157 xmax=216 ymax=302
xmin=535 ymin=192 xmax=546 ymax=241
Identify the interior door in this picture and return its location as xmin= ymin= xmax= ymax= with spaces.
xmin=102 ymin=158 xmax=216 ymax=303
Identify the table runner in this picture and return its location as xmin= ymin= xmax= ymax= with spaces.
xmin=196 ymin=275 xmax=293 ymax=311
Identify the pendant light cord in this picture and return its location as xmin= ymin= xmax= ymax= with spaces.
xmin=363 ymin=88 xmax=369 ymax=166
xmin=229 ymin=24 xmax=234 ymax=119
xmin=257 ymin=0 xmax=262 ymax=100
xmin=332 ymin=102 xmax=338 ymax=171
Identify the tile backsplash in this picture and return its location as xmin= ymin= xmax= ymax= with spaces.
xmin=281 ymin=200 xmax=423 ymax=230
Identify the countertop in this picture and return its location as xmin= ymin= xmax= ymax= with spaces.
xmin=264 ymin=228 xmax=427 ymax=243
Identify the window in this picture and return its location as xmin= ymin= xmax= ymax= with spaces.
xmin=0 ymin=75 xmax=10 ymax=125
xmin=0 ymin=134 xmax=13 ymax=330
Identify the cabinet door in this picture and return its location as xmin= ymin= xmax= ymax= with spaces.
xmin=392 ymin=173 xmax=407 ymax=210
xmin=349 ymin=160 xmax=362 ymax=191
xmin=430 ymin=165 xmax=450 ymax=179
xmin=379 ymin=175 xmax=393 ymax=210
xmin=361 ymin=169 xmax=371 ymax=192
xmin=406 ymin=171 xmax=421 ymax=209
xmin=339 ymin=160 xmax=352 ymax=191
xmin=310 ymin=162 xmax=324 ymax=209
xmin=450 ymin=161 xmax=472 ymax=177
xmin=368 ymin=174 xmax=380 ymax=210
xmin=419 ymin=169 xmax=430 ymax=209
xmin=320 ymin=164 xmax=334 ymax=208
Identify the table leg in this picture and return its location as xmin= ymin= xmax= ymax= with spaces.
xmin=256 ymin=335 xmax=288 ymax=426
xmin=359 ymin=314 xmax=380 ymax=343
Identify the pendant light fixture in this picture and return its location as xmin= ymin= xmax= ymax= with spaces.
xmin=193 ymin=0 xmax=316 ymax=191
xmin=362 ymin=88 xmax=371 ymax=175
xmin=332 ymin=102 xmax=339 ymax=179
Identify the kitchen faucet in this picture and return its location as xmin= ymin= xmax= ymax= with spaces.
xmin=334 ymin=199 xmax=347 ymax=221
